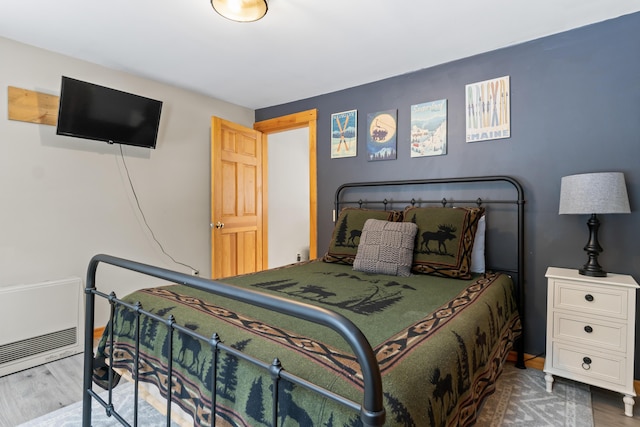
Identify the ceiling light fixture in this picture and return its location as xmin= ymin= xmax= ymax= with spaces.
xmin=211 ymin=0 xmax=268 ymax=22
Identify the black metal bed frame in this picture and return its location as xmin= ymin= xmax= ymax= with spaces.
xmin=82 ymin=175 xmax=525 ymax=427
xmin=334 ymin=175 xmax=526 ymax=368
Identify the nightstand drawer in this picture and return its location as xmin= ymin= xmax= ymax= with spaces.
xmin=554 ymin=312 xmax=626 ymax=352
xmin=555 ymin=280 xmax=627 ymax=319
xmin=552 ymin=342 xmax=626 ymax=386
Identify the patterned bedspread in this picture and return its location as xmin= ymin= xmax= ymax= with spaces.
xmin=94 ymin=260 xmax=521 ymax=426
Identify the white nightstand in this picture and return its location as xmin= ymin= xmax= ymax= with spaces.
xmin=544 ymin=267 xmax=639 ymax=416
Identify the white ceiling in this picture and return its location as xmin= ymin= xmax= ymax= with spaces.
xmin=1 ymin=0 xmax=639 ymax=110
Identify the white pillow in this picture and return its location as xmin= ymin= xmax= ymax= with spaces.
xmin=470 ymin=215 xmax=486 ymax=273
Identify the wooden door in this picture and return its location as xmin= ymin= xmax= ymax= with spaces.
xmin=211 ymin=117 xmax=263 ymax=279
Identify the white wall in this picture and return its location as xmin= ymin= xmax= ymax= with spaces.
xmin=0 ymin=36 xmax=254 ymax=325
xmin=267 ymin=128 xmax=309 ymax=268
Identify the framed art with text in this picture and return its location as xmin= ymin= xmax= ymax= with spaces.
xmin=465 ymin=76 xmax=510 ymax=142
xmin=331 ymin=109 xmax=357 ymax=158
xmin=410 ymin=99 xmax=447 ymax=157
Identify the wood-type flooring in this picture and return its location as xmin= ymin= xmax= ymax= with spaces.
xmin=0 ymin=354 xmax=639 ymax=426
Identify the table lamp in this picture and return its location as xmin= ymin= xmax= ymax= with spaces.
xmin=559 ymin=172 xmax=630 ymax=277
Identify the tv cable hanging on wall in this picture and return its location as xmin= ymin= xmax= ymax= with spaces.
xmin=119 ymin=145 xmax=198 ymax=274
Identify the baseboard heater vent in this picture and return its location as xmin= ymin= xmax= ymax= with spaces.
xmin=0 ymin=278 xmax=84 ymax=377
xmin=0 ymin=328 xmax=77 ymax=365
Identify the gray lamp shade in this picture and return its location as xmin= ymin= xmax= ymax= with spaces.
xmin=559 ymin=172 xmax=630 ymax=215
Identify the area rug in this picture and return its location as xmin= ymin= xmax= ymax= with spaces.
xmin=19 ymin=364 xmax=593 ymax=426
xmin=478 ymin=363 xmax=594 ymax=426
xmin=17 ymin=382 xmax=177 ymax=427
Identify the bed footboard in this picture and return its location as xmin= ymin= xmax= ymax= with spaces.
xmin=82 ymin=254 xmax=386 ymax=427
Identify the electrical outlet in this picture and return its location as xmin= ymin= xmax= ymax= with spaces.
xmin=192 ymin=269 xmax=199 ymax=276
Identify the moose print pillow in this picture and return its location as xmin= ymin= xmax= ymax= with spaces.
xmin=323 ymin=208 xmax=403 ymax=265
xmin=403 ymin=206 xmax=485 ymax=279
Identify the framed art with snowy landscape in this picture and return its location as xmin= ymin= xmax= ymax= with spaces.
xmin=410 ymin=99 xmax=447 ymax=157
xmin=331 ymin=109 xmax=357 ymax=158
xmin=367 ymin=109 xmax=397 ymax=161
xmin=465 ymin=76 xmax=510 ymax=142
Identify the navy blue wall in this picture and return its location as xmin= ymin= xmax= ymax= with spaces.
xmin=256 ymin=13 xmax=640 ymax=375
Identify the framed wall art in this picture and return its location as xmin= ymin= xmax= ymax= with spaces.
xmin=366 ymin=109 xmax=397 ymax=161
xmin=465 ymin=76 xmax=510 ymax=142
xmin=330 ymin=109 xmax=357 ymax=158
xmin=410 ymin=99 xmax=447 ymax=157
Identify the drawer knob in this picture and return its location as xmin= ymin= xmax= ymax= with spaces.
xmin=585 ymin=294 xmax=594 ymax=302
xmin=584 ymin=325 xmax=593 ymax=333
xmin=582 ymin=357 xmax=592 ymax=370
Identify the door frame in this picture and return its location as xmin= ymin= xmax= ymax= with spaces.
xmin=254 ymin=109 xmax=318 ymax=267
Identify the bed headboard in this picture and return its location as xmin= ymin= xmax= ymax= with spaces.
xmin=333 ymin=175 xmax=526 ymax=366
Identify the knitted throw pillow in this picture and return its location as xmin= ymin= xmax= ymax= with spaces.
xmin=353 ymin=219 xmax=418 ymax=277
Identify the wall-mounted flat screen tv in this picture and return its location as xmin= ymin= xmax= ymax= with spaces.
xmin=56 ymin=76 xmax=163 ymax=149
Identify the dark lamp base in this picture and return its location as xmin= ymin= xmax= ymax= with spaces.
xmin=578 ymin=213 xmax=607 ymax=278
xmin=579 ymin=267 xmax=607 ymax=277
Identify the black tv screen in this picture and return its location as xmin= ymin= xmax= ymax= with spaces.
xmin=56 ymin=76 xmax=162 ymax=149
